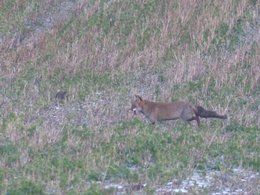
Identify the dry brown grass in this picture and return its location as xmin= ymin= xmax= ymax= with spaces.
xmin=0 ymin=0 xmax=259 ymax=194
xmin=1 ymin=0 xmax=259 ymax=153
xmin=2 ymin=0 xmax=257 ymax=75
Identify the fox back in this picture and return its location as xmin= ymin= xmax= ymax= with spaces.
xmin=130 ymin=95 xmax=195 ymax=124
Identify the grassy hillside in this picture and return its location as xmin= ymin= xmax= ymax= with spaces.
xmin=0 ymin=0 xmax=259 ymax=194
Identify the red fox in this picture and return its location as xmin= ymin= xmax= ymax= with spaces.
xmin=130 ymin=95 xmax=227 ymax=126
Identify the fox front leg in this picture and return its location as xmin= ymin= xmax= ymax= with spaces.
xmin=147 ymin=115 xmax=157 ymax=124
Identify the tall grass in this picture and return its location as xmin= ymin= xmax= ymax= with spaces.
xmin=0 ymin=0 xmax=259 ymax=194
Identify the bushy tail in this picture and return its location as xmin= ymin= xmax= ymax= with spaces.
xmin=196 ymin=106 xmax=227 ymax=119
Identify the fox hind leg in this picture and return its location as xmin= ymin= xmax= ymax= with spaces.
xmin=189 ymin=115 xmax=200 ymax=126
xmin=181 ymin=106 xmax=200 ymax=126
xmin=185 ymin=116 xmax=200 ymax=126
xmin=148 ymin=115 xmax=157 ymax=124
xmin=180 ymin=109 xmax=192 ymax=123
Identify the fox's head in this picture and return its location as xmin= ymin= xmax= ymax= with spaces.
xmin=130 ymin=95 xmax=144 ymax=115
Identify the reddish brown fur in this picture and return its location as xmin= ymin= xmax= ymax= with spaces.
xmin=130 ymin=95 xmax=227 ymax=126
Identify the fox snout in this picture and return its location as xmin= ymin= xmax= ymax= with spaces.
xmin=132 ymin=108 xmax=138 ymax=115
xmin=130 ymin=105 xmax=138 ymax=115
xmin=130 ymin=95 xmax=144 ymax=115
xmin=130 ymin=103 xmax=143 ymax=115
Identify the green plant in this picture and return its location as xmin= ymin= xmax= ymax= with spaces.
xmin=7 ymin=181 xmax=44 ymax=195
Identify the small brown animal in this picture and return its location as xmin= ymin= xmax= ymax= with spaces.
xmin=130 ymin=95 xmax=227 ymax=126
xmin=55 ymin=91 xmax=68 ymax=104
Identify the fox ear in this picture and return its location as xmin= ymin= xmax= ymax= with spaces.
xmin=135 ymin=95 xmax=143 ymax=101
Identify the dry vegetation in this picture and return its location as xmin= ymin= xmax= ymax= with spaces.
xmin=0 ymin=0 xmax=259 ymax=194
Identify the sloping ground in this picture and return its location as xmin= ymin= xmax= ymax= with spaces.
xmin=3 ymin=0 xmax=258 ymax=145
xmin=27 ymin=8 xmax=260 ymax=128
xmin=0 ymin=0 xmax=259 ymax=194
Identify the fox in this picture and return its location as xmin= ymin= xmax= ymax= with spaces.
xmin=130 ymin=95 xmax=227 ymax=126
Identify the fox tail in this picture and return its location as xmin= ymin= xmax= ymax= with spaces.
xmin=196 ymin=106 xmax=227 ymax=119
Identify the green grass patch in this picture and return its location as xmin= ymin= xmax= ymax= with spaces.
xmin=215 ymin=124 xmax=259 ymax=171
xmin=0 ymin=0 xmax=259 ymax=194
xmin=7 ymin=180 xmax=44 ymax=195
xmin=0 ymin=143 xmax=19 ymax=166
